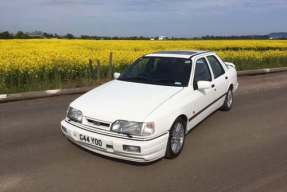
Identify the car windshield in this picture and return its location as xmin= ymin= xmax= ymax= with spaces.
xmin=118 ymin=57 xmax=192 ymax=87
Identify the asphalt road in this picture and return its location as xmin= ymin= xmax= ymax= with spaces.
xmin=1 ymin=72 xmax=287 ymax=192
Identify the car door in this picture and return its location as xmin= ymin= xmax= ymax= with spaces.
xmin=187 ymin=57 xmax=216 ymax=131
xmin=206 ymin=55 xmax=229 ymax=108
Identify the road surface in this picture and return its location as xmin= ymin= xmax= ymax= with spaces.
xmin=1 ymin=72 xmax=287 ymax=192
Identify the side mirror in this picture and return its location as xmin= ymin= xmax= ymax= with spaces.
xmin=113 ymin=72 xmax=120 ymax=79
xmin=197 ymin=81 xmax=212 ymax=90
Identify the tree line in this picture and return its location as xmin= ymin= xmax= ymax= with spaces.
xmin=0 ymin=31 xmax=154 ymax=40
xmin=0 ymin=30 xmax=286 ymax=40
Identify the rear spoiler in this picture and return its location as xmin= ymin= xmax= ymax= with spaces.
xmin=225 ymin=62 xmax=236 ymax=69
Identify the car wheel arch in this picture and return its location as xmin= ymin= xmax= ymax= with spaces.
xmin=229 ymin=84 xmax=234 ymax=91
xmin=169 ymin=114 xmax=188 ymax=133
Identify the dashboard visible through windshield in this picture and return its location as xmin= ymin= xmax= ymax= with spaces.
xmin=118 ymin=57 xmax=192 ymax=87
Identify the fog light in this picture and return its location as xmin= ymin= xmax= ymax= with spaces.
xmin=123 ymin=145 xmax=141 ymax=153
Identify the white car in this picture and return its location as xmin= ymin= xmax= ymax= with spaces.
xmin=61 ymin=51 xmax=238 ymax=162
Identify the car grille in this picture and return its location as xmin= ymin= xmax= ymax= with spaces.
xmin=84 ymin=117 xmax=111 ymax=131
xmin=87 ymin=119 xmax=110 ymax=127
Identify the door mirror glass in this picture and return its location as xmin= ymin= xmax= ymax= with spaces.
xmin=197 ymin=81 xmax=212 ymax=90
xmin=113 ymin=72 xmax=120 ymax=79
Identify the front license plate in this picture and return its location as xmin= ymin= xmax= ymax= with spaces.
xmin=79 ymin=134 xmax=103 ymax=148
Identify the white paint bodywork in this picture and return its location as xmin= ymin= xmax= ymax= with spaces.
xmin=61 ymin=51 xmax=238 ymax=162
xmin=70 ymin=80 xmax=183 ymax=124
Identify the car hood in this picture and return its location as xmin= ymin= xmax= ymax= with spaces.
xmin=71 ymin=80 xmax=183 ymax=122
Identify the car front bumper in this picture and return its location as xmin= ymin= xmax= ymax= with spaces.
xmin=61 ymin=120 xmax=169 ymax=163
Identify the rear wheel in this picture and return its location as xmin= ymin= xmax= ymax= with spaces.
xmin=221 ymin=88 xmax=233 ymax=111
xmin=166 ymin=118 xmax=186 ymax=159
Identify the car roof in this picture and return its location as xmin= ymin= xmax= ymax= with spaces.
xmin=145 ymin=50 xmax=212 ymax=59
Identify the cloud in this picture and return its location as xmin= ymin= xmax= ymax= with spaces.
xmin=43 ymin=0 xmax=104 ymax=6
xmin=0 ymin=0 xmax=286 ymax=36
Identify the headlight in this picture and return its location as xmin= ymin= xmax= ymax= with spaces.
xmin=111 ymin=120 xmax=155 ymax=136
xmin=67 ymin=107 xmax=83 ymax=123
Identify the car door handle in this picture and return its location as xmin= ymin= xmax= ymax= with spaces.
xmin=211 ymin=84 xmax=215 ymax=88
xmin=225 ymin=76 xmax=228 ymax=80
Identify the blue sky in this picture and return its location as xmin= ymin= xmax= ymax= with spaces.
xmin=0 ymin=0 xmax=286 ymax=37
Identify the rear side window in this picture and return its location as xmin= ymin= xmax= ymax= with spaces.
xmin=207 ymin=55 xmax=225 ymax=78
xmin=193 ymin=58 xmax=212 ymax=89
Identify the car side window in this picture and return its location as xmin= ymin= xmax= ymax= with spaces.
xmin=207 ymin=55 xmax=225 ymax=78
xmin=193 ymin=58 xmax=212 ymax=90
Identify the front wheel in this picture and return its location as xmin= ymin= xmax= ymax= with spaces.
xmin=221 ymin=89 xmax=233 ymax=111
xmin=166 ymin=118 xmax=186 ymax=159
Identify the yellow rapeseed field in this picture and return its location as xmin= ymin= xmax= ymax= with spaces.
xmin=0 ymin=39 xmax=287 ymax=93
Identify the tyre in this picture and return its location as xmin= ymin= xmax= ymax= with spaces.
xmin=166 ymin=118 xmax=186 ymax=159
xmin=221 ymin=88 xmax=233 ymax=111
